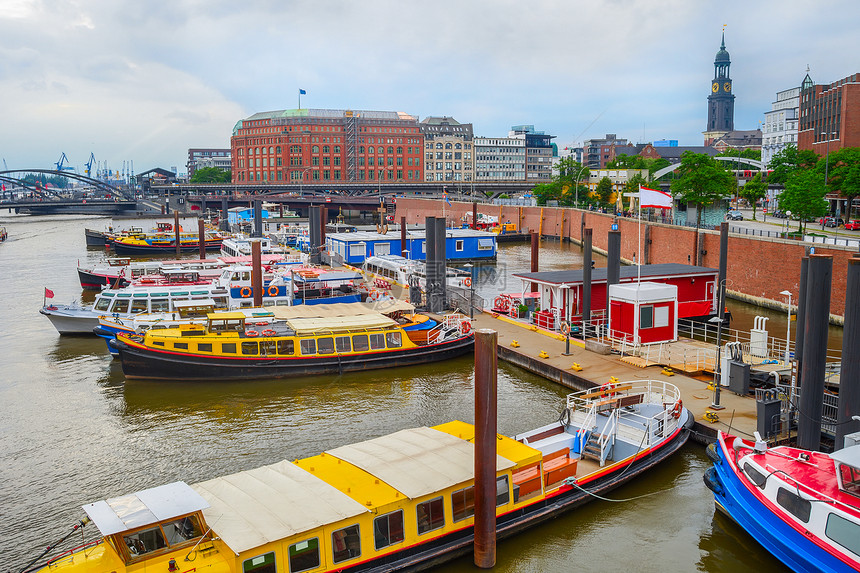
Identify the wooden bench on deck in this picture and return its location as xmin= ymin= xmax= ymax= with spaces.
xmin=512 ymin=461 xmax=542 ymax=498
xmin=578 ymin=384 xmax=634 ymax=401
xmin=542 ymin=447 xmax=578 ymax=487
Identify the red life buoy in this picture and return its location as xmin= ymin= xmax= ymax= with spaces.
xmin=560 ymin=322 xmax=571 ymax=335
xmin=460 ymin=321 xmax=472 ymax=335
xmin=672 ymin=399 xmax=683 ymax=419
xmin=239 ymin=286 xmax=252 ymax=298
xmin=464 ymin=277 xmax=472 ymax=288
xmin=600 ymin=383 xmax=616 ymax=398
xmin=255 ymin=322 xmax=268 ymax=327
xmin=267 ymin=285 xmax=279 ymax=296
xmin=245 ymin=329 xmax=259 ymax=337
xmin=262 ymin=329 xmax=276 ymax=336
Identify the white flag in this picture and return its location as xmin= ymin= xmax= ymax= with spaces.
xmin=638 ymin=186 xmax=673 ymax=209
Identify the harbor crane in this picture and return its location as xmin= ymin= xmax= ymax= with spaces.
xmin=84 ymin=153 xmax=96 ymax=177
xmin=55 ymin=153 xmax=75 ymax=171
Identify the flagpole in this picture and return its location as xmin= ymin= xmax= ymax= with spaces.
xmin=637 ymin=186 xmax=642 ymax=285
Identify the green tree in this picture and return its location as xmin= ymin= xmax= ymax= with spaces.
xmin=670 ymin=151 xmax=734 ymax=227
xmin=739 ymin=173 xmax=767 ymax=220
xmin=190 ymin=167 xmax=231 ymax=183
xmin=779 ymin=170 xmax=828 ymax=233
xmin=820 ymin=147 xmax=860 ymax=218
xmin=718 ymin=147 xmax=762 ymax=161
xmin=532 ymin=182 xmax=562 ymax=206
xmin=595 ymin=177 xmax=613 ymax=207
xmin=767 ymin=144 xmax=819 ymax=185
xmin=606 ymin=154 xmax=646 ymax=169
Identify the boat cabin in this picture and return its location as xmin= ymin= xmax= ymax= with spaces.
xmin=832 ymin=445 xmax=860 ymax=498
xmin=82 ymin=482 xmax=213 ymax=566
xmin=513 ymin=263 xmax=719 ymax=326
xmin=326 ymin=228 xmax=497 ymax=265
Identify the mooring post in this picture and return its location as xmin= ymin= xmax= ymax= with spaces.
xmin=174 ymin=210 xmax=181 ymax=257
xmin=472 ymin=202 xmax=478 ymax=230
xmin=198 ymin=218 xmax=206 ymax=260
xmin=400 ymin=216 xmax=408 ymax=257
xmin=253 ymin=199 xmax=263 ymax=238
xmin=797 ymin=254 xmax=833 ymax=451
xmin=474 ymin=328 xmax=498 ymax=569
xmin=606 ymin=229 xmax=621 ymax=313
xmin=251 ymin=240 xmax=263 ymax=307
xmin=530 ymin=231 xmax=539 ymax=294
xmin=835 ymin=256 xmax=860 ymax=449
xmin=583 ymin=228 xmax=593 ymax=338
xmin=221 ymin=196 xmax=229 ymax=232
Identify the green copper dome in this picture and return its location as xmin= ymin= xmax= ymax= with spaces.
xmin=715 ymin=33 xmax=730 ymax=63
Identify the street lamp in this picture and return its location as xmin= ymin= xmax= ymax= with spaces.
xmin=785 ymin=210 xmax=792 ymax=236
xmin=575 ymin=164 xmax=589 ymax=208
xmin=779 ymin=290 xmax=792 ymax=365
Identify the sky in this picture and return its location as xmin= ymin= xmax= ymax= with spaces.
xmin=2 ymin=0 xmax=859 ymax=176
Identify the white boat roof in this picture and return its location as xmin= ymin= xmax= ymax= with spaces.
xmin=326 ymin=426 xmax=516 ymax=500
xmin=83 ymin=482 xmax=209 ymax=536
xmin=830 ymin=444 xmax=860 ymax=468
xmin=287 ymin=314 xmax=396 ymax=335
xmin=192 ymin=460 xmax=369 ymax=555
xmin=268 ymin=301 xmax=413 ymax=320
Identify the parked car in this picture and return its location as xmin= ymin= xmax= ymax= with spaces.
xmin=844 ymin=220 xmax=860 ymax=231
xmin=824 ymin=217 xmax=845 ymax=228
xmin=726 ymin=211 xmax=744 ymax=220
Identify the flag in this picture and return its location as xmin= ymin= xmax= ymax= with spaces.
xmin=638 ymin=186 xmax=674 ymax=209
xmin=443 ymin=192 xmax=451 ymax=206
xmin=299 ymin=89 xmax=307 ymax=95
xmin=45 ymin=287 xmax=54 ymax=298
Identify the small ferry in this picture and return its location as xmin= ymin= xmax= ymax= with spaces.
xmin=108 ymin=232 xmax=225 ymax=255
xmin=111 ymin=306 xmax=472 ymax=380
xmin=220 ymin=234 xmax=289 ymax=257
xmin=361 ymin=254 xmax=472 ymax=292
xmin=704 ymin=431 xmax=860 ymax=572
xmin=21 ymin=380 xmax=691 ymax=572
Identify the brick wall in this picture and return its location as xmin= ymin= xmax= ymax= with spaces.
xmin=395 ymin=198 xmax=856 ymax=318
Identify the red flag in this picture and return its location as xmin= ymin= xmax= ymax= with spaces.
xmin=45 ymin=287 xmax=54 ymax=299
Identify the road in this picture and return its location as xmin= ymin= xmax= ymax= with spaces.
xmin=725 ymin=208 xmax=860 ymax=248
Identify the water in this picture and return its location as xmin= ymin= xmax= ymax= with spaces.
xmin=0 ymin=214 xmax=790 ymax=572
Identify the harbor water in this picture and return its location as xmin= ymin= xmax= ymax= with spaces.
xmin=0 ymin=214 xmax=806 ymax=572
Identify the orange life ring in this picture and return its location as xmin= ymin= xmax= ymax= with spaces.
xmin=267 ymin=285 xmax=279 ymax=296
xmin=560 ymin=322 xmax=571 ymax=335
xmin=460 ymin=321 xmax=472 ymax=335
xmin=262 ymin=329 xmax=276 ymax=336
xmin=672 ymin=399 xmax=683 ymax=419
xmin=464 ymin=277 xmax=472 ymax=288
xmin=245 ymin=329 xmax=259 ymax=337
xmin=493 ymin=296 xmax=510 ymax=312
xmin=255 ymin=321 xmax=268 ymax=327
xmin=600 ymin=383 xmax=616 ymax=398
xmin=239 ymin=286 xmax=252 ymax=298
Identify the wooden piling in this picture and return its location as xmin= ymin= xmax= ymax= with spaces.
xmin=251 ymin=240 xmax=263 ymax=307
xmin=198 ymin=218 xmax=206 ymax=259
xmin=473 ymin=328 xmax=498 ymax=569
xmin=174 ymin=210 xmax=181 ymax=257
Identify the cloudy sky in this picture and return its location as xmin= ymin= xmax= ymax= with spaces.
xmin=2 ymin=0 xmax=858 ymax=176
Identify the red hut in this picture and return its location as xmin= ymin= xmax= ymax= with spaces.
xmin=608 ymin=282 xmax=678 ymax=344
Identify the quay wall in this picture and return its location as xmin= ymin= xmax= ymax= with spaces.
xmin=395 ymin=198 xmax=856 ymax=320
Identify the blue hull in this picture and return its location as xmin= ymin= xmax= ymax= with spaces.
xmin=705 ymin=443 xmax=850 ymax=573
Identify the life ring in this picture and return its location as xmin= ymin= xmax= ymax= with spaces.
xmin=493 ymin=296 xmax=510 ymax=312
xmin=239 ymin=286 xmax=252 ymax=298
xmin=255 ymin=321 xmax=268 ymax=327
xmin=262 ymin=329 xmax=276 ymax=336
xmin=464 ymin=277 xmax=472 ymax=288
xmin=672 ymin=399 xmax=683 ymax=419
xmin=140 ymin=276 xmax=154 ymax=284
xmin=267 ymin=285 xmax=279 ymax=296
xmin=460 ymin=321 xmax=472 ymax=335
xmin=245 ymin=329 xmax=259 ymax=337
xmin=600 ymin=383 xmax=615 ymax=398
xmin=560 ymin=322 xmax=571 ymax=335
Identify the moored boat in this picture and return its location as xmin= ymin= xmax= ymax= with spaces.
xmin=108 ymin=232 xmax=224 ymax=255
xmin=20 ymin=379 xmax=691 ymax=572
xmin=704 ymin=431 xmax=860 ymax=572
xmin=0 ymin=225 xmax=7 ymax=243
xmin=111 ymin=307 xmax=472 ymax=380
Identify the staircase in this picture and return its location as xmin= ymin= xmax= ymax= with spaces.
xmin=581 ymin=432 xmax=609 ymax=464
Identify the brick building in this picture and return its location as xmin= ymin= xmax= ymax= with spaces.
xmin=230 ymin=109 xmax=424 ymax=185
xmin=798 ymin=72 xmax=860 ymax=154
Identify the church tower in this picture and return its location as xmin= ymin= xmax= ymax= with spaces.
xmin=703 ymin=33 xmax=736 ymax=145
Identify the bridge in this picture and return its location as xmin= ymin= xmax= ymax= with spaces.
xmin=652 ymin=156 xmax=765 ymax=180
xmin=0 ymin=169 xmax=140 ymax=215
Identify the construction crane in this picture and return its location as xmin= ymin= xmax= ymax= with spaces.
xmin=84 ymin=153 xmax=96 ymax=177
xmin=55 ymin=153 xmax=74 ymax=171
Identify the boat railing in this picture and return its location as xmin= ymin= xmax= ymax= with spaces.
xmin=597 ymin=409 xmax=618 ymax=466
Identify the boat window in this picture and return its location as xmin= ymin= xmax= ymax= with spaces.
xmin=373 ymin=509 xmax=404 ymax=550
xmin=825 ymin=512 xmax=860 ymax=557
xmin=151 ymin=299 xmax=170 ymax=312
xmin=243 ymin=551 xmax=276 ymax=573
xmin=370 ymin=333 xmax=385 ymax=350
xmin=416 ymin=496 xmax=444 ymax=535
xmin=300 ymin=339 xmax=317 ymax=355
xmin=353 ymin=335 xmax=369 ymax=352
xmin=743 ymin=462 xmax=767 ymax=488
xmin=331 ymin=524 xmax=361 ymax=564
xmin=94 ymin=298 xmax=111 ymax=312
xmin=197 ymin=343 xmax=213 ymax=352
xmin=242 ymin=342 xmax=258 ymax=355
xmin=336 ymin=336 xmax=351 ymax=353
xmin=317 ymin=337 xmax=335 ymax=354
xmin=278 ymin=340 xmax=294 ymax=355
xmin=776 ymin=487 xmax=811 ymax=523
xmin=153 ymin=341 xmax=165 ymax=346
xmin=455 ymin=239 xmax=464 ymax=252
xmin=123 ymin=525 xmax=167 ymax=558
xmin=130 ymin=299 xmax=148 ymax=313
xmin=163 ymin=515 xmax=202 ymax=545
xmin=386 ymin=332 xmax=402 ymax=348
xmin=222 ymin=343 xmax=237 ymax=354
xmin=839 ymin=463 xmax=860 ymax=497
xmin=111 ymin=299 xmax=131 ymax=313
xmin=174 ymin=342 xmax=188 ymax=350
xmin=452 ymin=486 xmax=475 ymax=522
xmin=496 ymin=475 xmax=510 ymax=506
xmin=288 ymin=537 xmax=320 ymax=573
xmin=260 ymin=340 xmax=276 ymax=356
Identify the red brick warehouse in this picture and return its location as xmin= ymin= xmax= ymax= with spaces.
xmin=230 ymin=108 xmax=425 ymax=186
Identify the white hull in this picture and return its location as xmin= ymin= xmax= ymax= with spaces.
xmin=40 ymin=308 xmax=101 ymax=335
